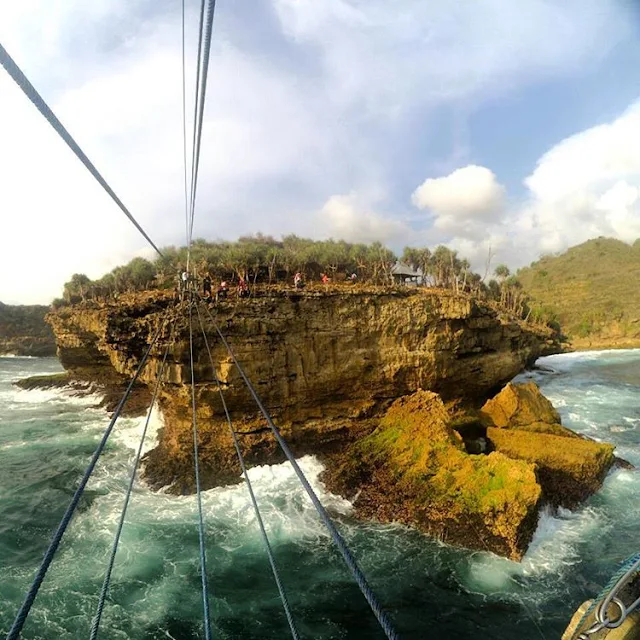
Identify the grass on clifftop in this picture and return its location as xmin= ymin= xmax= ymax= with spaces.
xmin=517 ymin=237 xmax=640 ymax=343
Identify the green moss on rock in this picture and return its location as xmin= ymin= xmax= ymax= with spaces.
xmin=324 ymin=390 xmax=541 ymax=560
xmin=480 ymin=381 xmax=561 ymax=428
xmin=486 ymin=427 xmax=614 ymax=508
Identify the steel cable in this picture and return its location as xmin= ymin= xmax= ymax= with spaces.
xmin=197 ymin=297 xmax=400 ymax=640
xmin=89 ymin=333 xmax=173 ymax=639
xmin=195 ymin=302 xmax=300 ymax=639
xmin=188 ymin=297 xmax=213 ymax=639
xmin=0 ymin=42 xmax=164 ymax=259
xmin=6 ymin=311 xmax=169 ymax=640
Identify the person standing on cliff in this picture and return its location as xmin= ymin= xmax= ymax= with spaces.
xmin=217 ymin=281 xmax=228 ymax=301
xmin=294 ymin=272 xmax=304 ymax=289
xmin=180 ymin=270 xmax=189 ymax=301
xmin=203 ymin=274 xmax=212 ymax=299
xmin=237 ymin=277 xmax=249 ymax=298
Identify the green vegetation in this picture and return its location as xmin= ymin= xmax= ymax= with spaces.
xmin=487 ymin=428 xmax=615 ymax=489
xmin=57 ymin=234 xmax=528 ymax=311
xmin=0 ymin=302 xmax=52 ymax=340
xmin=517 ymin=237 xmax=640 ymax=342
xmin=360 ymin=391 xmax=540 ymax=524
xmin=0 ymin=302 xmax=56 ymax=356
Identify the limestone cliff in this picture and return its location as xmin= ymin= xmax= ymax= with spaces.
xmin=45 ymin=287 xmax=563 ymax=557
xmin=47 ymin=288 xmax=560 ymax=414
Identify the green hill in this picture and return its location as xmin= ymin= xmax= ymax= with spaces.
xmin=0 ymin=302 xmax=56 ymax=356
xmin=517 ymin=237 xmax=640 ymax=348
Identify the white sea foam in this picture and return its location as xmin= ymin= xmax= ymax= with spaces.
xmin=0 ymin=384 xmax=103 ymax=407
xmin=71 ymin=454 xmax=352 ymax=556
xmin=0 ymin=354 xmax=38 ymax=359
xmin=541 ymin=348 xmax=640 ymax=363
xmin=111 ymin=404 xmax=164 ymax=455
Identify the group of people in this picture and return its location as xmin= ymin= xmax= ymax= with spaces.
xmin=294 ymin=271 xmax=357 ymax=288
xmin=201 ymin=274 xmax=249 ymax=300
xmin=176 ymin=270 xmax=250 ymax=302
xmin=177 ymin=269 xmax=359 ymax=302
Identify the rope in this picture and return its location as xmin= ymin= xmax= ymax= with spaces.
xmin=197 ymin=298 xmax=400 ymax=640
xmin=186 ymin=0 xmax=206 ymax=273
xmin=187 ymin=0 xmax=218 ymax=267
xmin=574 ymin=551 xmax=640 ymax=638
xmin=5 ymin=314 xmax=168 ymax=640
xmin=0 ymin=42 xmax=164 ymax=260
xmin=194 ymin=303 xmax=300 ymax=639
xmin=89 ymin=336 xmax=173 ymax=639
xmin=182 ymin=0 xmax=190 ymax=252
xmin=189 ymin=297 xmax=213 ymax=639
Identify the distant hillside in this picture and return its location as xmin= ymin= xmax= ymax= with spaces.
xmin=0 ymin=302 xmax=56 ymax=356
xmin=518 ymin=237 xmax=640 ymax=348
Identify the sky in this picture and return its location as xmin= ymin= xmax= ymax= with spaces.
xmin=2 ymin=0 xmax=640 ymax=304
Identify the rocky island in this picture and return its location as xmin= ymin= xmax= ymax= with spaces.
xmin=40 ymin=286 xmax=618 ymax=560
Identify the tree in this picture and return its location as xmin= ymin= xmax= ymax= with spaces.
xmin=487 ymin=279 xmax=501 ymax=300
xmin=494 ymin=264 xmax=510 ymax=282
xmin=63 ymin=273 xmax=91 ymax=302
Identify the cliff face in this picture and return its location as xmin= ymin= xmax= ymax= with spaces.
xmin=47 ymin=288 xmax=560 ymax=416
xmin=0 ymin=302 xmax=56 ymax=357
xmin=45 ymin=288 xmax=564 ymax=556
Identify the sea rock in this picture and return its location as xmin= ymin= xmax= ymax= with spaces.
xmin=480 ymin=380 xmax=561 ymax=428
xmin=323 ymin=390 xmax=542 ymax=561
xmin=486 ymin=427 xmax=615 ymax=508
xmin=44 ymin=289 xmax=564 ymax=558
xmin=481 ymin=381 xmax=616 ymax=508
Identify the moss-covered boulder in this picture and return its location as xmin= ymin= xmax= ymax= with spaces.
xmin=324 ymin=390 xmax=542 ymax=560
xmin=486 ymin=427 xmax=615 ymax=508
xmin=480 ymin=381 xmax=616 ymax=508
xmin=480 ymin=381 xmax=561 ymax=428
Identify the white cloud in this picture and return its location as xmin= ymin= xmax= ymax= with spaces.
xmin=411 ymin=165 xmax=505 ymax=239
xmin=412 ymin=165 xmax=505 ymax=217
xmin=272 ymin=0 xmax=631 ymax=114
xmin=0 ymin=1 xmax=636 ymax=302
xmin=424 ymin=99 xmax=640 ymax=272
xmin=514 ymin=101 xmax=640 ymax=255
xmin=318 ymin=194 xmax=412 ymax=244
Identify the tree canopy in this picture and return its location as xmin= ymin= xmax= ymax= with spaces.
xmin=56 ymin=234 xmax=537 ymax=325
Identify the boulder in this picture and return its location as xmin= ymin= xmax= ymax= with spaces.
xmin=486 ymin=427 xmax=615 ymax=508
xmin=480 ymin=381 xmax=617 ymax=508
xmin=480 ymin=381 xmax=561 ymax=428
xmin=324 ymin=390 xmax=542 ymax=560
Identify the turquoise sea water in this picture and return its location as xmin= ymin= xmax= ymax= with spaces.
xmin=1 ymin=351 xmax=640 ymax=639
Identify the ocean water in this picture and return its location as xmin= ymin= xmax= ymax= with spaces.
xmin=1 ymin=352 xmax=640 ymax=639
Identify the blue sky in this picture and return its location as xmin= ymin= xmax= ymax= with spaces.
xmin=1 ymin=0 xmax=640 ymax=303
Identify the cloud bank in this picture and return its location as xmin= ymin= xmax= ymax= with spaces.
xmin=412 ymin=100 xmax=640 ymax=272
xmin=0 ymin=1 xmax=637 ymax=302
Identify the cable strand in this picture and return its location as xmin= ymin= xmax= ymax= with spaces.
xmin=188 ymin=0 xmax=217 ymax=245
xmin=197 ymin=297 xmax=400 ymax=640
xmin=89 ymin=332 xmax=173 ymax=640
xmin=0 ymin=42 xmax=164 ymax=259
xmin=189 ymin=297 xmax=213 ymax=639
xmin=195 ymin=302 xmax=300 ymax=640
xmin=186 ymin=0 xmax=206 ymax=271
xmin=6 ymin=311 xmax=168 ymax=640
xmin=182 ymin=0 xmax=191 ymax=251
